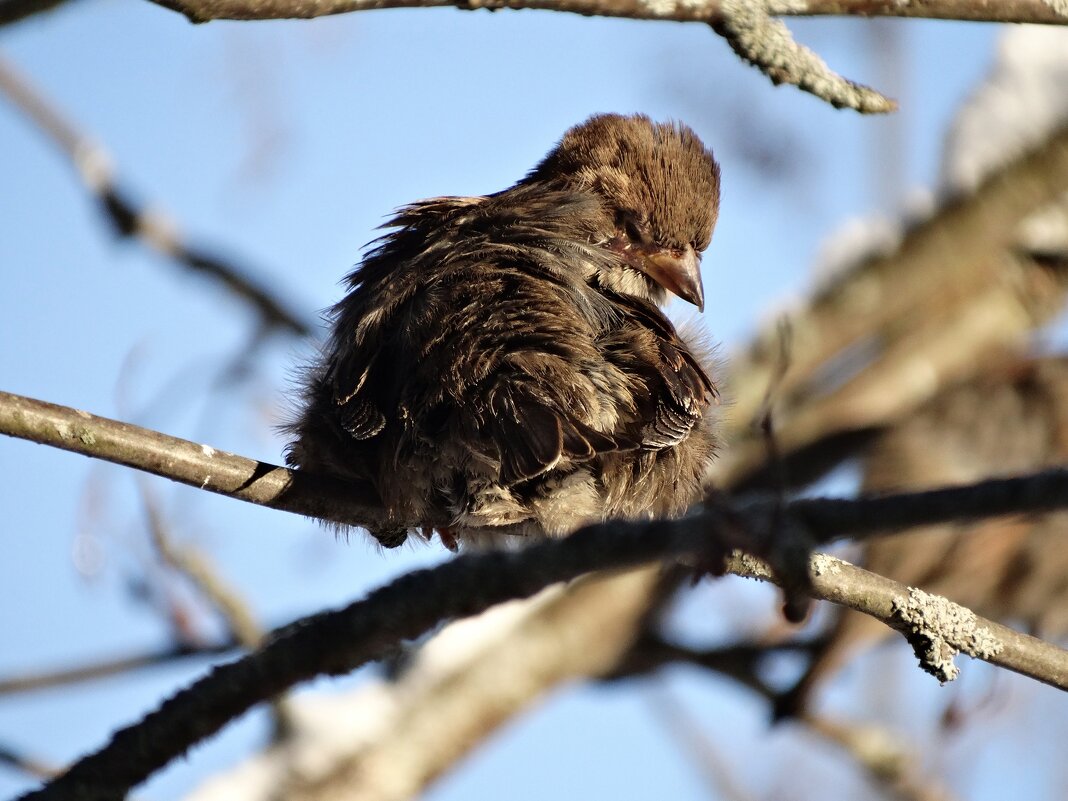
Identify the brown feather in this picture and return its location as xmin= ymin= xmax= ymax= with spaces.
xmin=287 ymin=114 xmax=722 ymax=544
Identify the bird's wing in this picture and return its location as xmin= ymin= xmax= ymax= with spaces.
xmin=326 ymin=273 xmax=716 ymax=486
xmin=602 ymin=294 xmax=718 ymax=450
xmin=327 ymin=253 xmax=644 ymax=485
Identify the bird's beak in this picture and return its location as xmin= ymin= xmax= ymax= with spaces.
xmin=641 ymin=245 xmax=705 ymax=311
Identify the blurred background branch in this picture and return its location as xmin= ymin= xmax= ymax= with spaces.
xmin=0 ymin=54 xmax=313 ymax=339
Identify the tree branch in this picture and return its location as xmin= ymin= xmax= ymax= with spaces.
xmin=0 ymin=642 xmax=238 ymax=697
xmin=713 ymin=1 xmax=896 ymax=114
xmin=17 ymin=516 xmax=1068 ymax=801
xmin=143 ymin=0 xmax=1068 ymax=25
xmin=720 ymin=118 xmax=1068 ymax=489
xmin=11 ymin=391 xmax=1068 ymax=798
xmin=0 ymin=390 xmax=387 ymax=530
xmin=138 ymin=0 xmax=1066 ymax=113
xmin=15 ymin=517 xmax=721 ymax=801
xmin=8 ymin=387 xmax=1068 ymax=547
xmin=0 ymin=0 xmax=75 ymax=26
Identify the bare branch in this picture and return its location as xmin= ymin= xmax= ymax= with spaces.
xmin=729 ymin=551 xmax=1068 ymax=688
xmin=779 ymin=0 xmax=1067 ymax=24
xmin=0 ymin=745 xmax=59 ymax=782
xmin=139 ymin=483 xmax=297 ymax=737
xmin=279 ymin=569 xmax=664 ymax=801
xmin=805 ymin=716 xmax=957 ymax=801
xmin=15 ymin=518 xmax=722 ymax=801
xmin=721 ymin=119 xmax=1068 ymax=489
xmin=0 ymin=55 xmax=313 ymax=338
xmin=790 ymin=469 xmax=1068 ymax=539
xmin=644 ymin=684 xmax=760 ymax=801
xmin=0 ymin=390 xmax=387 ymax=531
xmin=714 ymin=1 xmax=896 ymax=114
xmin=18 ymin=521 xmax=1068 ymax=801
xmin=137 ymin=0 xmax=1064 ymax=113
xmin=141 ymin=483 xmax=264 ymax=648
xmin=8 ymin=387 xmax=1068 ymax=546
xmin=143 ymin=0 xmax=1068 ymax=25
xmin=0 ymin=642 xmax=238 ymax=697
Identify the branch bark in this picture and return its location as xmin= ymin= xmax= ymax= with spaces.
xmin=18 ymin=519 xmax=1068 ymax=801
xmin=0 ymin=390 xmax=385 ymax=530
xmin=8 ymin=387 xmax=1068 ymax=547
xmin=138 ymin=0 xmax=1067 ymax=113
xmin=11 ymin=390 xmax=1068 ymax=799
xmin=144 ymin=0 xmax=1068 ymax=25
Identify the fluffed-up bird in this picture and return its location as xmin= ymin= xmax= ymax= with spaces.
xmin=287 ymin=113 xmax=722 ymax=548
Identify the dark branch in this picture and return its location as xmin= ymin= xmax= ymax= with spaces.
xmin=16 ymin=516 xmax=722 ymax=801
xmin=18 ymin=513 xmax=1068 ymax=801
xmin=793 ymin=469 xmax=1068 ymax=540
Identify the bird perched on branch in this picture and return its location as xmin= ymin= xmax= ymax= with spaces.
xmin=287 ymin=114 xmax=722 ymax=549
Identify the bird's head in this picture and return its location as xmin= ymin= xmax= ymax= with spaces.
xmin=523 ymin=113 xmax=721 ymax=310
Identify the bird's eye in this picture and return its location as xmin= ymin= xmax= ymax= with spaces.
xmin=621 ymin=213 xmax=651 ymax=245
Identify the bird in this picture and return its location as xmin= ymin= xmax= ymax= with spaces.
xmin=778 ymin=355 xmax=1068 ymax=718
xmin=286 ymin=113 xmax=722 ymax=549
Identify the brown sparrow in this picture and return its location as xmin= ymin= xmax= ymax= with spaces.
xmin=287 ymin=114 xmax=722 ymax=548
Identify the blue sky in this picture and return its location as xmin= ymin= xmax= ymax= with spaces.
xmin=4 ymin=5 xmax=1050 ymax=799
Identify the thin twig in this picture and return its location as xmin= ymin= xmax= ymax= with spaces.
xmin=603 ymin=631 xmax=818 ymax=700
xmin=713 ymin=1 xmax=896 ymax=114
xmin=806 ymin=715 xmax=957 ymax=801
xmin=0 ymin=745 xmax=60 ymax=781
xmin=0 ymin=642 xmax=238 ymax=697
xmin=0 ymin=54 xmax=312 ymax=338
xmin=644 ymin=684 xmax=759 ymax=801
xmin=139 ymin=481 xmax=296 ymax=736
xmin=140 ymin=482 xmax=264 ymax=648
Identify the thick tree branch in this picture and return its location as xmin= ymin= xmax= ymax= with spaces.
xmin=139 ymin=0 xmax=1066 ymax=113
xmin=8 ymin=388 xmax=1068 ymax=547
xmin=16 ymin=518 xmax=721 ymax=801
xmin=0 ymin=55 xmax=313 ymax=338
xmin=11 ymin=391 xmax=1068 ymax=798
xmin=277 ymin=568 xmax=664 ymax=801
xmin=0 ymin=390 xmax=387 ymax=530
xmin=143 ymin=0 xmax=1068 ymax=25
xmin=18 ymin=523 xmax=1068 ymax=801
